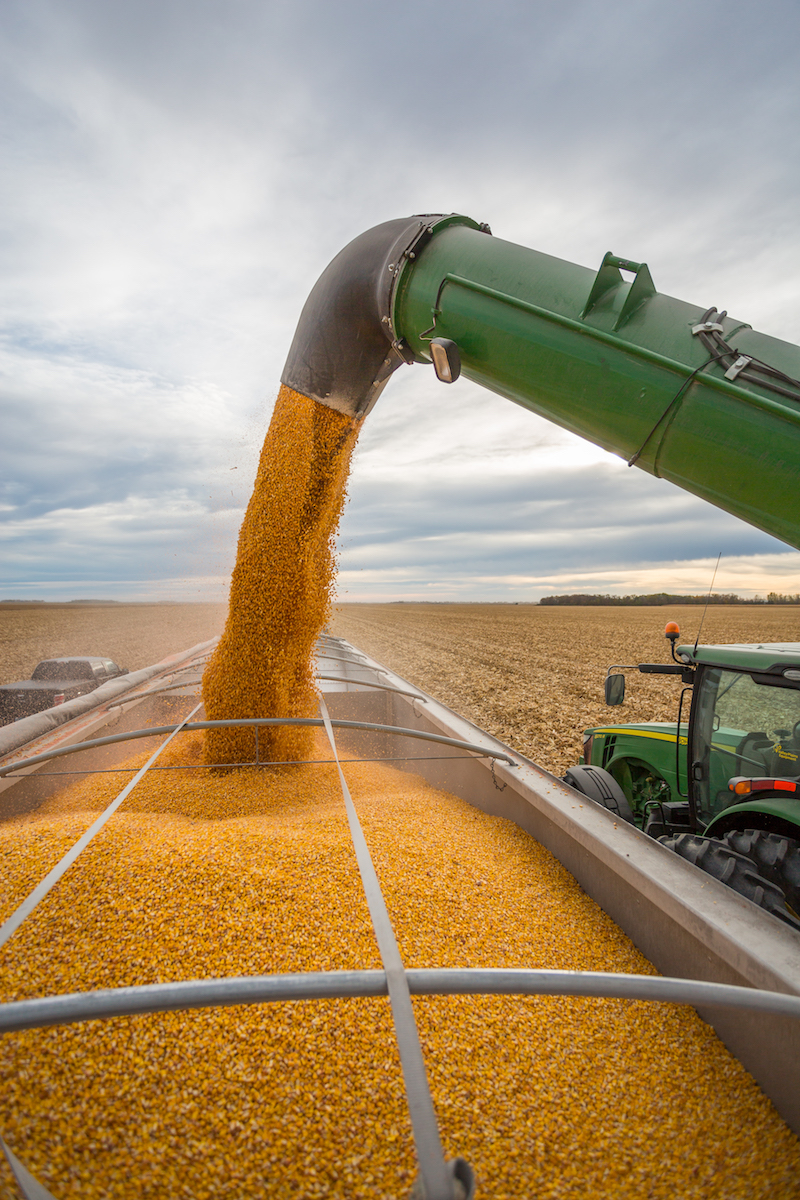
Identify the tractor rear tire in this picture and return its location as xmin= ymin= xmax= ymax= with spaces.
xmin=720 ymin=829 xmax=800 ymax=915
xmin=659 ymin=833 xmax=800 ymax=931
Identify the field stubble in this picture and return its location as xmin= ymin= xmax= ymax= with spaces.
xmin=3 ymin=602 xmax=800 ymax=778
xmin=0 ymin=604 xmax=227 ymax=690
xmin=330 ymin=603 xmax=800 ymax=776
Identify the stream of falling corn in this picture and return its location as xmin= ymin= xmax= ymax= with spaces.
xmin=1 ymin=730 xmax=799 ymax=1199
xmin=202 ymin=385 xmax=359 ymax=766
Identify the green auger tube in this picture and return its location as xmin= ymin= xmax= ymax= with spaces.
xmin=282 ymin=214 xmax=800 ymax=550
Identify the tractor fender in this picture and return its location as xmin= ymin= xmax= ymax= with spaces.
xmin=705 ymin=796 xmax=800 ymax=841
xmin=562 ymin=764 xmax=635 ymax=824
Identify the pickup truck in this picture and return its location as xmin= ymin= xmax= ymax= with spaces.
xmin=0 ymin=657 xmax=128 ymax=724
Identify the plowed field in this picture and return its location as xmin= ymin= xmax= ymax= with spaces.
xmin=330 ymin=603 xmax=800 ymax=775
xmin=3 ymin=601 xmax=800 ymax=777
xmin=0 ymin=603 xmax=226 ymax=689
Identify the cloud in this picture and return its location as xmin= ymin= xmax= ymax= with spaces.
xmin=1 ymin=0 xmax=799 ymax=600
xmin=339 ymin=370 xmax=796 ymax=589
xmin=0 ymin=345 xmax=247 ymax=499
xmin=337 ymin=548 xmax=800 ymax=604
xmin=0 ymin=345 xmax=249 ymax=591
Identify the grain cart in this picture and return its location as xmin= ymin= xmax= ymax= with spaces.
xmin=282 ymin=213 xmax=800 ymax=915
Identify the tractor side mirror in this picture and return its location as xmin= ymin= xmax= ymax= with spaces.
xmin=605 ymin=674 xmax=626 ymax=706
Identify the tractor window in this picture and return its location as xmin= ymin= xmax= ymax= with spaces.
xmin=693 ymin=667 xmax=800 ymax=823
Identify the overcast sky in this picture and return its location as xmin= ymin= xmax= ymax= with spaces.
xmin=1 ymin=0 xmax=799 ymax=603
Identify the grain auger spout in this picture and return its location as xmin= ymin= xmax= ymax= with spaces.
xmin=283 ymin=213 xmax=800 ymax=549
xmin=280 ymin=214 xmax=486 ymax=420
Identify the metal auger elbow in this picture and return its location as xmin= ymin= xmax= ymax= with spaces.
xmin=280 ymin=214 xmax=487 ymax=420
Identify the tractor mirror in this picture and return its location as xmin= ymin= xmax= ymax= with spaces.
xmin=605 ymin=674 xmax=626 ymax=706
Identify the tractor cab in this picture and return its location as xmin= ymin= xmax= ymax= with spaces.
xmin=582 ymin=632 xmax=800 ymax=841
xmin=685 ymin=643 xmax=800 ymax=837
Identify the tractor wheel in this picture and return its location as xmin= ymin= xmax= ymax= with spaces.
xmin=563 ymin=764 xmax=635 ymax=824
xmin=659 ymin=833 xmax=800 ymax=931
xmin=721 ymin=829 xmax=800 ymax=916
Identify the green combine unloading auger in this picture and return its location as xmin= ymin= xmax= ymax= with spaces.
xmin=282 ymin=213 xmax=800 ymax=549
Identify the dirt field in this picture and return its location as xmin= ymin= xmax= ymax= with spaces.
xmin=0 ymin=603 xmax=227 ymax=688
xmin=331 ymin=603 xmax=800 ymax=775
xmin=3 ymin=600 xmax=800 ymax=777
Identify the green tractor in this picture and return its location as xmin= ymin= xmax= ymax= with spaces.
xmin=568 ymin=622 xmax=800 ymax=927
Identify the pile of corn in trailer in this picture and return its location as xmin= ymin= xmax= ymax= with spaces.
xmin=0 ymin=638 xmax=799 ymax=1198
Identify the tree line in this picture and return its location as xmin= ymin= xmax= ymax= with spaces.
xmin=539 ymin=592 xmax=800 ymax=606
